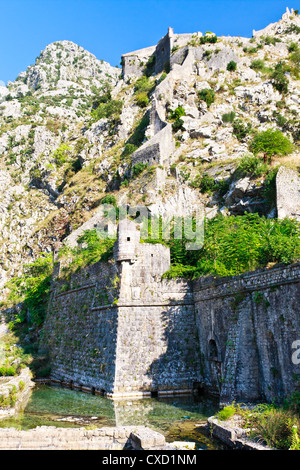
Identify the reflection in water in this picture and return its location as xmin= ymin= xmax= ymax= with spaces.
xmin=0 ymin=385 xmax=222 ymax=449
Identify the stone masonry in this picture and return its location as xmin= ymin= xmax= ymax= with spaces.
xmin=41 ymin=220 xmax=300 ymax=403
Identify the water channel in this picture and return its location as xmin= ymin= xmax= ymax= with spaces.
xmin=0 ymin=384 xmax=225 ymax=449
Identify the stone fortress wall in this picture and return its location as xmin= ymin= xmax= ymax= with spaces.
xmin=41 ymin=219 xmax=300 ymax=403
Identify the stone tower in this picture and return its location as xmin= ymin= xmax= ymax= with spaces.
xmin=113 ymin=218 xmax=140 ymax=263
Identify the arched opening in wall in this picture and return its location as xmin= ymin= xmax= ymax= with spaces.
xmin=91 ymin=387 xmax=96 ymax=396
xmin=208 ymin=339 xmax=219 ymax=362
xmin=151 ymin=390 xmax=158 ymax=398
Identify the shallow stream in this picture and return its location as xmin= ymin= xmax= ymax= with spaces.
xmin=0 ymin=384 xmax=225 ymax=449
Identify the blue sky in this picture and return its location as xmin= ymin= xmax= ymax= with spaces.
xmin=0 ymin=0 xmax=298 ymax=84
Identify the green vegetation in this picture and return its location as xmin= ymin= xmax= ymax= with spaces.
xmin=198 ymin=88 xmax=215 ymax=108
xmin=134 ymin=76 xmax=155 ymax=108
xmin=232 ymin=119 xmax=252 ymax=141
xmin=227 ymin=61 xmax=237 ymax=72
xmin=222 ymin=111 xmax=236 ymax=123
xmin=216 ymin=404 xmax=236 ymax=421
xmin=249 ymin=129 xmax=293 ymax=162
xmin=235 ymin=153 xmax=269 ymax=178
xmin=270 ymin=62 xmax=289 ymax=94
xmin=52 ymin=144 xmax=72 ymax=167
xmin=250 ymin=59 xmax=272 ymax=74
xmin=90 ymin=83 xmax=123 ymax=123
xmin=144 ymin=55 xmax=156 ymax=77
xmin=216 ymin=395 xmax=300 ymax=450
xmin=5 ymin=254 xmax=53 ymax=328
xmin=168 ymin=105 xmax=186 ymax=132
xmin=199 ymin=33 xmax=218 ymax=44
xmin=162 ymin=213 xmax=300 ymax=279
xmin=59 ymin=229 xmax=115 ymax=278
xmin=190 ymin=173 xmax=229 ymax=197
xmin=121 ymin=113 xmax=150 ymax=158
xmin=131 ymin=162 xmax=148 ymax=178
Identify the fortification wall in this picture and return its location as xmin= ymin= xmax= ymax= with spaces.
xmin=41 ymin=261 xmax=120 ymax=395
xmin=193 ymin=263 xmax=300 ymax=403
xmin=42 ymin=225 xmax=300 ymax=403
xmin=41 ymin=251 xmax=200 ymax=397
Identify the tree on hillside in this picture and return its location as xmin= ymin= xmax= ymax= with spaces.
xmin=249 ymin=129 xmax=293 ymax=163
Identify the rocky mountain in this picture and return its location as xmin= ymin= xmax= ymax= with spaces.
xmin=0 ymin=8 xmax=300 ymax=297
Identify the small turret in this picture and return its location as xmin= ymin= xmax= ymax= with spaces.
xmin=113 ymin=219 xmax=140 ymax=262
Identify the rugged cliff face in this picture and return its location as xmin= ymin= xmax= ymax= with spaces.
xmin=0 ymin=8 xmax=300 ymax=298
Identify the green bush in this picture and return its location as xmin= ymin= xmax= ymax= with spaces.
xmin=52 ymin=144 xmax=72 ymax=167
xmin=217 ymin=404 xmax=237 ymax=421
xmin=168 ymin=106 xmax=186 ymax=132
xmin=288 ymin=42 xmax=299 ymax=53
xmin=232 ymin=119 xmax=252 ymax=141
xmin=100 ymin=195 xmax=116 ymax=206
xmin=200 ymin=33 xmax=217 ymax=44
xmin=122 ymin=143 xmax=138 ymax=157
xmin=131 ymin=162 xmax=148 ymax=178
xmin=134 ymin=76 xmax=155 ymax=108
xmin=6 ymin=254 xmax=53 ymax=327
xmin=122 ymin=114 xmax=150 ymax=158
xmin=270 ymin=62 xmax=289 ymax=94
xmin=235 ymin=154 xmax=269 ymax=177
xmin=227 ymin=61 xmax=237 ymax=72
xmin=253 ymin=409 xmax=299 ymax=450
xmin=135 ymin=92 xmax=149 ymax=108
xmin=250 ymin=59 xmax=268 ymax=72
xmin=249 ymin=129 xmax=293 ymax=161
xmin=144 ymin=55 xmax=156 ymax=77
xmin=0 ymin=366 xmax=17 ymax=376
xmin=222 ymin=111 xmax=236 ymax=123
xmin=198 ymin=88 xmax=215 ymax=108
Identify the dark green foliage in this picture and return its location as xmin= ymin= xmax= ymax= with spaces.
xmin=222 ymin=111 xmax=236 ymax=123
xmin=235 ymin=154 xmax=269 ymax=178
xmin=168 ymin=106 xmax=186 ymax=121
xmin=285 ymin=24 xmax=300 ymax=34
xmin=163 ymin=61 xmax=171 ymax=73
xmin=272 ymin=111 xmax=288 ymax=128
xmin=261 ymin=36 xmax=281 ymax=46
xmin=100 ymin=194 xmax=116 ymax=205
xmin=250 ymin=59 xmax=271 ymax=73
xmin=168 ymin=106 xmax=186 ymax=132
xmin=144 ymin=55 xmax=156 ymax=77
xmin=200 ymin=33 xmax=218 ymax=44
xmin=227 ymin=60 xmax=237 ymax=72
xmin=198 ymin=88 xmax=215 ymax=108
xmin=270 ymin=62 xmax=289 ymax=94
xmin=122 ymin=143 xmax=138 ymax=157
xmin=232 ymin=119 xmax=252 ymax=141
xmin=122 ymin=113 xmax=150 ymax=158
xmin=288 ymin=42 xmax=299 ymax=53
xmin=190 ymin=173 xmax=230 ymax=196
xmin=131 ymin=162 xmax=148 ymax=178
